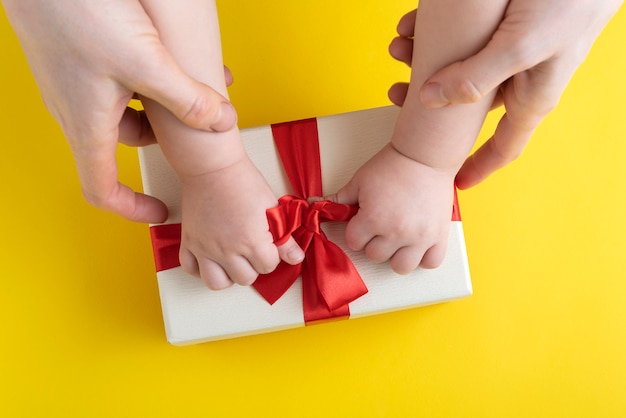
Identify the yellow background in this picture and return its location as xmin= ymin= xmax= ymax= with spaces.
xmin=2 ymin=1 xmax=625 ymax=417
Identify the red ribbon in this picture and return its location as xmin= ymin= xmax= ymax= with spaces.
xmin=252 ymin=119 xmax=367 ymax=323
xmin=150 ymin=223 xmax=182 ymax=272
xmin=148 ymin=116 xmax=462 ymax=324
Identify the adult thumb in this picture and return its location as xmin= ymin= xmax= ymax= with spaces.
xmin=133 ymin=52 xmax=237 ymax=132
xmin=419 ymin=35 xmax=530 ymax=109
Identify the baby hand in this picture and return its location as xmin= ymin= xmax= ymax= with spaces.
xmin=328 ymin=144 xmax=456 ymax=274
xmin=178 ymin=157 xmax=304 ymax=289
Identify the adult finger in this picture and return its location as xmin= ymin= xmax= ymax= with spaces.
xmin=130 ymin=49 xmax=237 ymax=133
xmin=224 ymin=65 xmax=233 ymax=87
xmin=73 ymin=140 xmax=168 ymax=223
xmin=397 ymin=9 xmax=417 ymax=38
xmin=389 ymin=36 xmax=413 ymax=67
xmin=118 ymin=107 xmax=157 ymax=147
xmin=388 ymin=82 xmax=409 ymax=106
xmin=419 ymin=35 xmax=542 ymax=109
xmin=455 ymin=112 xmax=534 ymax=189
xmin=456 ymin=60 xmax=567 ymax=189
xmin=121 ymin=64 xmax=233 ymax=146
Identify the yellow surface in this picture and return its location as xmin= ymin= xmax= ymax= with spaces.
xmin=1 ymin=1 xmax=625 ymax=417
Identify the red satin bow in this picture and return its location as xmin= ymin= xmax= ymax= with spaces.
xmin=254 ymin=195 xmax=368 ymax=323
xmin=253 ymin=119 xmax=368 ymax=323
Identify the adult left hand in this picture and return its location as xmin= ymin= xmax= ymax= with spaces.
xmin=388 ymin=1 xmax=623 ymax=189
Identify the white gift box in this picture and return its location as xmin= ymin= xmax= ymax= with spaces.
xmin=139 ymin=106 xmax=472 ymax=345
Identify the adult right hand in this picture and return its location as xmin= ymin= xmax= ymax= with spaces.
xmin=2 ymin=0 xmax=237 ymax=223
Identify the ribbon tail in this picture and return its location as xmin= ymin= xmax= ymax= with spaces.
xmin=254 ymin=262 xmax=302 ymax=305
xmin=314 ymin=236 xmax=368 ymax=309
xmin=301 ymin=236 xmax=368 ymax=323
xmin=301 ymin=257 xmax=351 ymax=324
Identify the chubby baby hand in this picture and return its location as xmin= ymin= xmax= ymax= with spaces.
xmin=179 ymin=157 xmax=303 ymax=289
xmin=327 ymin=144 xmax=456 ymax=274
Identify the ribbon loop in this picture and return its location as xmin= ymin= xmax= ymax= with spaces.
xmin=256 ymin=193 xmax=367 ymax=320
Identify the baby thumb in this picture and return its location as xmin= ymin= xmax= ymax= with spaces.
xmin=277 ymin=236 xmax=305 ymax=265
xmin=322 ymin=180 xmax=359 ymax=206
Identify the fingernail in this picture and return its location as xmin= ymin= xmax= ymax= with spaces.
xmin=420 ymin=82 xmax=449 ymax=108
xmin=287 ymin=246 xmax=305 ymax=264
xmin=211 ymin=101 xmax=238 ymax=132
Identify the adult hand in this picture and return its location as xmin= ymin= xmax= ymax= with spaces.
xmin=388 ymin=1 xmax=623 ymax=189
xmin=2 ymin=0 xmax=237 ymax=222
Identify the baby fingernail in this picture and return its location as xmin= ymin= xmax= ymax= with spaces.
xmin=288 ymin=247 xmax=305 ymax=264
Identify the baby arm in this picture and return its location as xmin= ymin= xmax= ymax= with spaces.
xmin=332 ymin=0 xmax=508 ymax=273
xmin=138 ymin=0 xmax=303 ymax=289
